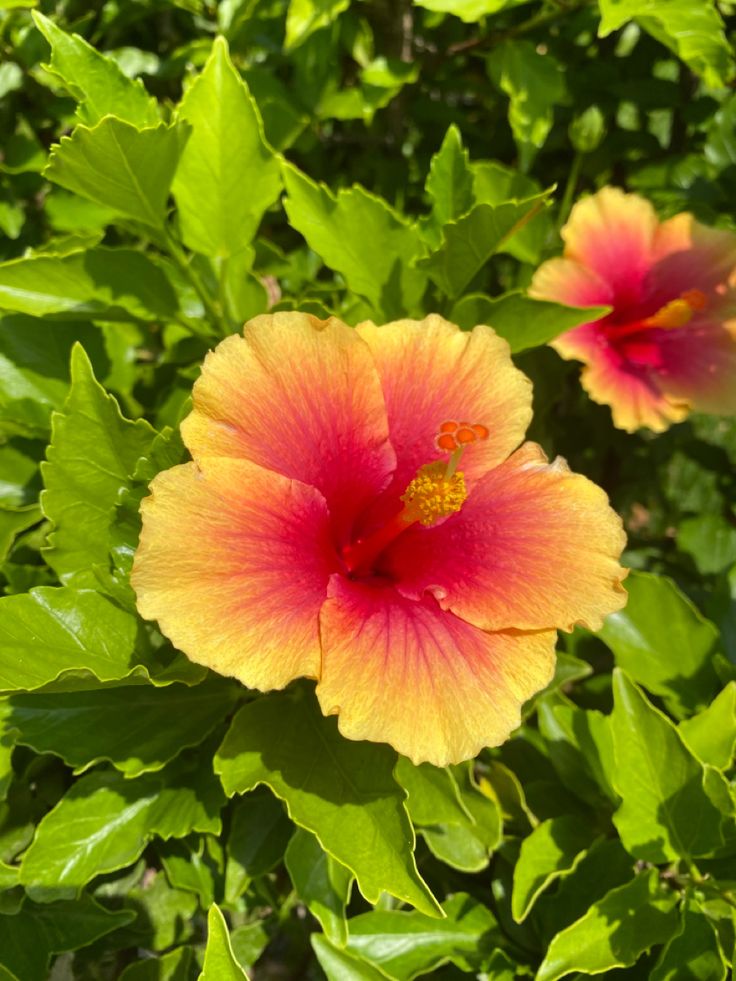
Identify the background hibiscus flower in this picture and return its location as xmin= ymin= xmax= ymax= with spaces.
xmin=532 ymin=187 xmax=736 ymax=432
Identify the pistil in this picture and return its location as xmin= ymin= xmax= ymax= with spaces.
xmin=342 ymin=420 xmax=488 ymax=575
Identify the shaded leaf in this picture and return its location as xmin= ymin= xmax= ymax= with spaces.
xmin=511 ymin=815 xmax=597 ymax=923
xmin=610 ymin=670 xmax=724 ymax=863
xmin=0 ymin=894 xmax=135 ymax=981
xmin=394 ymin=757 xmax=471 ymax=827
xmin=598 ymin=571 xmax=721 ymax=719
xmin=224 ymin=790 xmax=293 ymax=901
xmin=538 ymin=697 xmax=618 ymax=808
xmin=285 ymin=828 xmax=353 ymax=945
xmin=5 ymin=678 xmax=239 ymax=777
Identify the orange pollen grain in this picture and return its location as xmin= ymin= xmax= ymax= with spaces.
xmin=437 ymin=433 xmax=458 ymax=451
xmin=434 ymin=419 xmax=489 ymax=452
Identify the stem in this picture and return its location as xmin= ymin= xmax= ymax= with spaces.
xmin=556 ymin=151 xmax=582 ymax=232
xmin=163 ymin=227 xmax=226 ymax=336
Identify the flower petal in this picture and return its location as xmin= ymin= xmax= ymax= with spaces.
xmin=528 ymin=257 xmax=613 ymax=361
xmin=561 ymin=187 xmax=659 ymax=310
xmin=530 ymin=256 xmax=614 ymax=308
xmin=181 ymin=312 xmax=395 ymax=540
xmin=652 ymin=319 xmax=736 ymax=416
xmin=581 ymin=352 xmax=688 ymax=433
xmin=318 ymin=576 xmax=556 ymax=766
xmin=386 ymin=442 xmax=627 ymax=632
xmin=132 ymin=457 xmax=337 ymax=691
xmin=649 ymin=213 xmax=736 ymax=301
xmin=355 ymin=315 xmax=532 ymax=522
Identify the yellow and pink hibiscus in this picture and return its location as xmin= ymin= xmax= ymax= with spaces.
xmin=531 ymin=187 xmax=736 ymax=433
xmin=132 ymin=313 xmax=626 ymax=766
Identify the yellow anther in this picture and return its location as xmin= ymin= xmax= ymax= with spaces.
xmin=401 ymin=462 xmax=468 ymax=527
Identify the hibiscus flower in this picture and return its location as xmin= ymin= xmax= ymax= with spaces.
xmin=531 ymin=186 xmax=736 ymax=433
xmin=132 ymin=313 xmax=626 ymax=766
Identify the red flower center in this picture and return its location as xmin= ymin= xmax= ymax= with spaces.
xmin=341 ymin=420 xmax=488 ymax=575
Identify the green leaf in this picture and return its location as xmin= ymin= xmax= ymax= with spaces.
xmin=0 ymin=505 xmax=40 ymax=562
xmin=411 ymin=760 xmax=501 ymax=873
xmin=417 ymin=195 xmax=549 ymax=298
xmin=200 ymin=905 xmax=247 ymax=980
xmin=45 ymin=118 xmax=188 ymax=229
xmin=0 ymin=587 xmax=140 ymax=694
xmin=282 ymin=164 xmax=427 ymax=319
xmin=285 ymin=0 xmax=349 ymax=50
xmin=538 ymin=698 xmax=618 ymax=808
xmin=224 ymin=790 xmax=293 ymax=901
xmin=42 ymin=345 xmax=154 ymax=585
xmin=120 ymin=870 xmax=198 ymax=952
xmin=0 ymin=317 xmax=110 ymax=438
xmin=0 ymin=895 xmax=135 ymax=981
xmin=534 ymin=838 xmax=635 ymax=941
xmin=678 ymin=513 xmax=736 ymax=575
xmin=0 ymin=249 xmax=179 ymax=322
xmin=32 ymin=12 xmax=159 ymax=127
xmin=345 ymin=893 xmax=498 ymax=979
xmin=450 ymin=292 xmax=610 ymax=352
xmin=285 ymin=828 xmax=353 ymax=945
xmin=214 ymin=688 xmax=440 ymax=916
xmin=598 ymin=571 xmax=721 ymax=719
xmin=537 ymin=870 xmax=679 ymax=981
xmin=610 ymin=670 xmax=725 ymax=863
xmin=229 ymin=923 xmax=270 ymax=974
xmin=424 ymin=125 xmax=474 ymax=232
xmin=5 ymin=678 xmax=239 ymax=777
xmin=119 ymin=946 xmax=195 ymax=981
xmin=20 ymin=758 xmax=224 ymax=896
xmin=650 ymin=899 xmax=728 ymax=980
xmin=173 ymin=37 xmax=281 ymax=258
xmin=413 ymin=0 xmax=530 ymax=21
xmin=678 ymin=682 xmax=736 ymax=770
xmin=394 ymin=757 xmax=471 ymax=827
xmin=511 ymin=815 xmax=597 ymax=923
xmin=311 ymin=934 xmax=388 ymax=981
xmin=160 ymin=840 xmax=217 ymax=909
xmin=597 ymin=0 xmax=734 ymax=88
xmin=487 ymin=41 xmax=565 ymax=169
xmin=472 ymin=160 xmax=552 ymax=263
